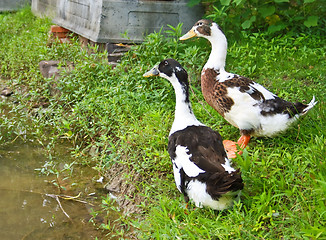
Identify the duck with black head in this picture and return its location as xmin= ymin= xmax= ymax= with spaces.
xmin=143 ymin=59 xmax=244 ymax=210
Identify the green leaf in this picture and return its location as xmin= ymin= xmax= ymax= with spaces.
xmin=267 ymin=23 xmax=286 ymax=33
xmin=259 ymin=6 xmax=276 ymax=18
xmin=304 ymin=0 xmax=315 ymax=3
xmin=274 ymin=0 xmax=289 ymax=2
xmin=241 ymin=20 xmax=251 ymax=29
xmin=304 ymin=16 xmax=319 ymax=27
xmin=241 ymin=16 xmax=256 ymax=29
xmin=234 ymin=0 xmax=243 ymax=6
xmin=220 ymin=0 xmax=231 ymax=6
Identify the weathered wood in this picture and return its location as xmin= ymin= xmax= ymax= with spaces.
xmin=32 ymin=0 xmax=204 ymax=43
xmin=0 ymin=0 xmax=31 ymax=12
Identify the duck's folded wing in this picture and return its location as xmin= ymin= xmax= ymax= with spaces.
xmin=168 ymin=126 xmax=228 ymax=175
xmin=223 ymin=75 xmax=277 ymax=102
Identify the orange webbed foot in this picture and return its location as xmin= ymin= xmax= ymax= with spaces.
xmin=223 ymin=135 xmax=251 ymax=159
xmin=237 ymin=135 xmax=251 ymax=149
xmin=223 ymin=140 xmax=239 ymax=159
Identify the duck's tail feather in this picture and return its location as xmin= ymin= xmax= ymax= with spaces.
xmin=302 ymin=96 xmax=317 ymax=115
xmin=205 ymin=169 xmax=244 ymax=200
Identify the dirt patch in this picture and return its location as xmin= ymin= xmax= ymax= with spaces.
xmin=104 ymin=163 xmax=145 ymax=216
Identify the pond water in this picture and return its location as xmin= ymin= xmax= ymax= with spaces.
xmin=0 ymin=139 xmax=108 ymax=239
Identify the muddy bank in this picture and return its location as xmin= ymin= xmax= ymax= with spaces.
xmin=0 ymin=69 xmax=144 ymax=239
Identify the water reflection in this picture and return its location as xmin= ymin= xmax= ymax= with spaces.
xmin=0 ymin=140 xmax=106 ymax=239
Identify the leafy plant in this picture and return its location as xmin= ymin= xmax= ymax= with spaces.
xmin=188 ymin=0 xmax=326 ymax=35
xmin=35 ymin=159 xmax=77 ymax=192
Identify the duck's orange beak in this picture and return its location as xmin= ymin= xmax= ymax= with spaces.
xmin=179 ymin=28 xmax=197 ymax=41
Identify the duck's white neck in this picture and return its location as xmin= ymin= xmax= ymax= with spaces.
xmin=203 ymin=27 xmax=227 ymax=72
xmin=169 ymin=79 xmax=203 ymax=135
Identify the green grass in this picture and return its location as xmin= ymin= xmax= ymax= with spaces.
xmin=1 ymin=7 xmax=325 ymax=239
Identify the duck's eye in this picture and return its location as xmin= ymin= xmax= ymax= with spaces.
xmin=198 ymin=22 xmax=203 ymax=26
xmin=164 ymin=61 xmax=169 ymax=66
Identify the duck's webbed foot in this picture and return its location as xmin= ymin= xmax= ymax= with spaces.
xmin=223 ymin=140 xmax=239 ymax=159
xmin=223 ymin=134 xmax=250 ymax=159
xmin=237 ymin=135 xmax=251 ymax=149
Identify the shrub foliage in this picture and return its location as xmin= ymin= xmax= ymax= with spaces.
xmin=189 ymin=0 xmax=326 ymax=35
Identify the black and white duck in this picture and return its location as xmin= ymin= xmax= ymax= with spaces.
xmin=143 ymin=58 xmax=243 ymax=210
xmin=180 ymin=19 xmax=317 ymax=158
